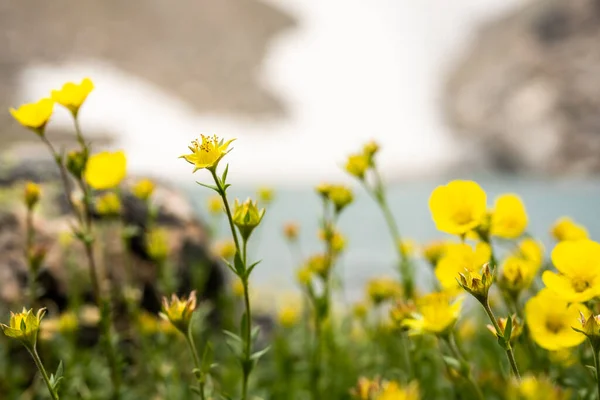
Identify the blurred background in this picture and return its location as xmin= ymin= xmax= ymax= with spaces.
xmin=2 ymin=0 xmax=600 ymax=300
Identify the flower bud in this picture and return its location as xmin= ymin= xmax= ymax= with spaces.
xmin=147 ymin=228 xmax=169 ymax=262
xmin=362 ymin=140 xmax=380 ymax=164
xmin=66 ymin=150 xmax=88 ymax=179
xmin=422 ymin=240 xmax=447 ymax=267
xmin=345 ymin=154 xmax=369 ymax=180
xmin=486 ymin=315 xmax=522 ymax=344
xmin=1 ymin=308 xmax=46 ymax=349
xmin=23 ymin=182 xmax=41 ymax=210
xmin=573 ymin=312 xmax=600 ymax=350
xmin=283 ymin=222 xmax=300 ymax=241
xmin=327 ymin=185 xmax=353 ymax=213
xmin=132 ymin=178 xmax=156 ymax=201
xmin=306 ymin=254 xmax=331 ymax=279
xmin=389 ymin=299 xmax=417 ymax=326
xmin=96 ymin=192 xmax=121 ymax=217
xmin=232 ymin=198 xmax=265 ymax=240
xmin=160 ymin=291 xmax=197 ymax=334
xmin=458 ymin=263 xmax=494 ymax=303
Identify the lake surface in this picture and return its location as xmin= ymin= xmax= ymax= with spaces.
xmin=185 ymin=175 xmax=600 ymax=302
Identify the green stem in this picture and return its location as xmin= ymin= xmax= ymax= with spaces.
xmin=593 ymin=345 xmax=600 ymax=400
xmin=186 ymin=327 xmax=206 ymax=400
xmin=25 ymin=207 xmax=37 ymax=307
xmin=442 ymin=334 xmax=484 ymax=400
xmin=311 ymin=305 xmax=322 ymax=400
xmin=241 ymin=239 xmax=252 ymax=400
xmin=481 ymin=300 xmax=521 ymax=380
xmin=210 ymin=169 xmax=240 ymax=251
xmin=27 ymin=345 xmax=59 ymax=400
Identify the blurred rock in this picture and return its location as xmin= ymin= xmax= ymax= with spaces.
xmin=0 ymin=159 xmax=225 ymax=316
xmin=445 ymin=0 xmax=600 ymax=174
xmin=0 ymin=0 xmax=295 ymax=146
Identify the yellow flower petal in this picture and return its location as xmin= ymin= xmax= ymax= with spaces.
xmin=429 ymin=180 xmax=487 ymax=235
xmin=84 ymin=151 xmax=127 ymax=190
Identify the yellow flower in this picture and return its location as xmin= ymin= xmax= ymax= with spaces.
xmin=231 ymin=279 xmax=245 ymax=297
xmin=9 ymin=98 xmax=54 ymax=133
xmin=518 ymin=238 xmax=545 ymax=270
xmin=232 ymin=198 xmax=265 ymax=240
xmin=486 ymin=315 xmax=522 ymax=343
xmin=398 ymin=239 xmax=416 ymax=257
xmin=524 ymin=288 xmax=587 ymax=350
xmin=542 ymin=239 xmax=600 ymax=302
xmin=435 ymin=242 xmax=491 ymax=292
xmin=296 ymin=266 xmax=313 ymax=286
xmin=180 ymin=134 xmax=235 ymax=172
xmin=362 ymin=140 xmax=380 ymax=164
xmin=499 ymin=255 xmax=538 ymax=295
xmin=318 ymin=229 xmax=346 ymax=253
xmin=278 ymin=304 xmax=300 ymax=328
xmin=212 ymin=239 xmax=236 ymax=260
xmin=51 ymin=78 xmax=94 ymax=116
xmin=132 ymin=178 xmax=156 ymax=201
xmin=23 ymin=181 xmax=41 ymax=210
xmin=547 ymin=349 xmax=577 ymax=368
xmin=283 ymin=221 xmax=300 ymax=241
xmin=1 ymin=308 xmax=46 ymax=348
xmin=429 ymin=180 xmax=487 ymax=235
xmin=147 ymin=228 xmax=169 ymax=262
xmin=377 ymin=381 xmax=420 ymax=400
xmin=457 ymin=318 xmax=478 ymax=341
xmin=315 ymin=183 xmax=332 ymax=198
xmin=305 ymin=254 xmax=331 ymax=279
xmin=84 ymin=150 xmax=127 ymax=190
xmin=137 ymin=312 xmax=161 ymax=336
xmin=490 ymin=194 xmax=528 ymax=239
xmin=345 ymin=153 xmax=370 ymax=179
xmin=458 ymin=262 xmax=493 ymax=302
xmin=207 ymin=195 xmax=223 ymax=215
xmin=389 ymin=299 xmax=416 ymax=326
xmin=510 ymin=375 xmax=570 ymax=400
xmin=351 ymin=377 xmax=380 ymax=400
xmin=66 ymin=150 xmax=87 ymax=178
xmin=402 ymin=292 xmax=463 ymax=336
xmin=257 ymin=187 xmax=275 ymax=205
xmin=573 ymin=312 xmax=600 ymax=348
xmin=366 ymin=277 xmax=402 ymax=305
xmin=160 ymin=291 xmax=198 ymax=333
xmin=327 ymin=185 xmax=354 ymax=212
xmin=96 ymin=192 xmax=121 ymax=217
xmin=57 ymin=311 xmax=78 ymax=334
xmin=422 ymin=240 xmax=448 ymax=266
xmin=353 ymin=302 xmax=370 ymax=319
xmin=551 ymin=217 xmax=588 ymax=242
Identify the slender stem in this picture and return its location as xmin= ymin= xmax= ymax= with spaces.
xmin=73 ymin=116 xmax=88 ymax=155
xmin=28 ymin=345 xmax=59 ymax=400
xmin=25 ymin=208 xmax=37 ymax=307
xmin=442 ymin=335 xmax=484 ymax=400
xmin=481 ymin=300 xmax=521 ymax=380
xmin=593 ymin=345 xmax=600 ymax=400
xmin=210 ymin=169 xmax=240 ymax=251
xmin=186 ymin=328 xmax=206 ymax=400
xmin=311 ymin=306 xmax=322 ymax=400
xmin=241 ymin=239 xmax=252 ymax=400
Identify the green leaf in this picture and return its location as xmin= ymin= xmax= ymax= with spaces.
xmin=223 ymin=261 xmax=237 ymax=275
xmin=240 ymin=312 xmax=248 ymax=337
xmin=196 ymin=181 xmax=218 ymax=192
xmin=201 ymin=343 xmax=214 ymax=371
xmin=251 ymin=326 xmax=261 ymax=343
xmin=586 ymin=365 xmax=597 ymax=379
xmin=221 ymin=164 xmax=230 ymax=184
xmin=222 ymin=330 xmax=242 ymax=343
xmin=503 ymin=316 xmax=513 ymax=341
xmin=442 ymin=356 xmax=461 ymax=371
xmin=234 ymin=252 xmax=245 ymax=276
xmin=250 ymin=346 xmax=271 ymax=361
xmin=245 ymin=260 xmax=262 ymax=278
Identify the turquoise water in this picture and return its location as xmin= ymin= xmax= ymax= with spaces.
xmin=186 ymin=176 xmax=600 ymax=301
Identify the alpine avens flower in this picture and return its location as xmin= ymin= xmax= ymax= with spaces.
xmin=305 ymin=253 xmax=330 ymax=279
xmin=160 ymin=291 xmax=197 ymax=333
xmin=362 ymin=140 xmax=379 ymax=165
xmin=1 ymin=308 xmax=46 ymax=349
xmin=147 ymin=228 xmax=170 ymax=262
xmin=95 ymin=192 xmax=121 ymax=217
xmin=9 ymin=98 xmax=54 ymax=134
xmin=132 ymin=178 xmax=156 ymax=201
xmin=486 ymin=315 xmax=522 ymax=344
xmin=524 ymin=288 xmax=587 ymax=351
xmin=232 ymin=198 xmax=265 ymax=240
xmin=23 ymin=182 xmax=41 ymax=210
xmin=498 ymin=255 xmax=537 ymax=296
xmin=257 ymin=187 xmax=275 ymax=205
xmin=66 ymin=150 xmax=87 ymax=178
xmin=550 ymin=217 xmax=588 ymax=242
xmin=84 ymin=150 xmax=127 ymax=190
xmin=573 ymin=312 xmax=600 ymax=348
xmin=517 ymin=238 xmax=545 ymax=270
xmin=327 ymin=185 xmax=354 ymax=213
xmin=458 ymin=262 xmax=493 ymax=303
xmin=509 ymin=375 xmax=570 ymax=400
xmin=490 ymin=194 xmax=528 ymax=239
xmin=366 ymin=277 xmax=402 ymax=305
xmin=422 ymin=240 xmax=448 ymax=267
xmin=389 ymin=299 xmax=417 ymax=326
xmin=435 ymin=242 xmax=491 ymax=293
xmin=429 ymin=180 xmax=487 ymax=235
xmin=278 ymin=304 xmax=300 ymax=328
xmin=402 ymin=292 xmax=464 ymax=336
xmin=180 ymin=134 xmax=235 ymax=172
xmin=207 ymin=195 xmax=223 ymax=215
xmin=542 ymin=239 xmax=600 ymax=302
xmin=51 ymin=78 xmax=94 ymax=116
xmin=345 ymin=153 xmax=370 ymax=179
xmin=377 ymin=381 xmax=420 ymax=400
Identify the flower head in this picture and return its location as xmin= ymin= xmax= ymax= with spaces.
xmin=429 ymin=180 xmax=487 ymax=235
xmin=389 ymin=299 xmax=417 ymax=326
xmin=551 ymin=217 xmax=588 ymax=242
xmin=51 ymin=78 xmax=94 ymax=116
xmin=96 ymin=192 xmax=121 ymax=217
xmin=23 ymin=182 xmax=41 ymax=210
xmin=10 ymin=98 xmax=54 ymax=133
xmin=435 ymin=242 xmax=491 ymax=293
xmin=542 ymin=239 xmax=600 ymax=302
xmin=524 ymin=288 xmax=587 ymax=350
xmin=518 ymin=238 xmax=545 ymax=270
xmin=278 ymin=303 xmax=300 ymax=328
xmin=212 ymin=239 xmax=236 ymax=261
xmin=160 ymin=291 xmax=197 ymax=333
xmin=377 ymin=381 xmax=419 ymax=400
xmin=257 ymin=187 xmax=275 ymax=205
xmin=402 ymin=292 xmax=464 ymax=336
xmin=66 ymin=150 xmax=88 ymax=178
xmin=490 ymin=194 xmax=528 ymax=239
xmin=305 ymin=253 xmax=331 ymax=279
xmin=509 ymin=375 xmax=570 ymax=400
xmin=147 ymin=228 xmax=170 ymax=262
xmin=283 ymin=221 xmax=300 ymax=241
xmin=422 ymin=240 xmax=448 ymax=267
xmin=398 ymin=239 xmax=416 ymax=258
xmin=1 ymin=308 xmax=46 ymax=348
xmin=362 ymin=141 xmax=380 ymax=164
xmin=327 ymin=185 xmax=354 ymax=213
xmin=458 ymin=262 xmax=494 ymax=302
xmin=345 ymin=153 xmax=370 ymax=179
xmin=207 ymin=195 xmax=223 ymax=215
xmin=573 ymin=312 xmax=600 ymax=349
xmin=84 ymin=150 xmax=127 ymax=190
xmin=366 ymin=277 xmax=402 ymax=305
xmin=498 ymin=255 xmax=538 ymax=296
xmin=232 ymin=198 xmax=265 ymax=240
xmin=132 ymin=178 xmax=156 ymax=201
xmin=180 ymin=134 xmax=234 ymax=172
xmin=296 ymin=265 xmax=313 ymax=286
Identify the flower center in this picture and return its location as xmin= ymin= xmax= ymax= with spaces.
xmin=452 ymin=208 xmax=473 ymax=225
xmin=571 ymin=278 xmax=592 ymax=293
xmin=545 ymin=317 xmax=565 ymax=334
